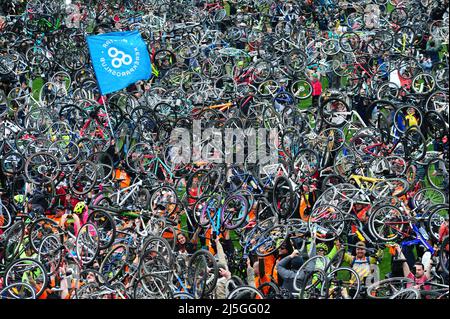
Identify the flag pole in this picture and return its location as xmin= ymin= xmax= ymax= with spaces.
xmin=102 ymin=95 xmax=116 ymax=140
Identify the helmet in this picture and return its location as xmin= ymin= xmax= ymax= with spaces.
xmin=316 ymin=243 xmax=329 ymax=254
xmin=74 ymin=202 xmax=86 ymax=214
xmin=14 ymin=194 xmax=25 ymax=204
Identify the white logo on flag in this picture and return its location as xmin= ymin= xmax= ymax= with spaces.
xmin=108 ymin=47 xmax=133 ymax=68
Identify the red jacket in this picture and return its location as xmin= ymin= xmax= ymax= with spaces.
xmin=312 ymin=80 xmax=322 ymax=96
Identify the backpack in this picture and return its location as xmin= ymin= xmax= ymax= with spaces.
xmin=351 ymin=256 xmax=371 ymax=268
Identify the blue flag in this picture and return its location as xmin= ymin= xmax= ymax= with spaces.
xmin=86 ymin=30 xmax=151 ymax=95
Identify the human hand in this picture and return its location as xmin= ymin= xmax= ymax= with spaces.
xmin=335 ymin=239 xmax=341 ymax=249
xmin=290 ymin=250 xmax=300 ymax=258
xmin=375 ymin=249 xmax=384 ymax=260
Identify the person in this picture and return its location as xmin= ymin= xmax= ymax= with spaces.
xmin=113 ymin=160 xmax=131 ymax=189
xmin=310 ymin=72 xmax=322 ymax=108
xmin=426 ymin=36 xmax=442 ymax=65
xmin=214 ymin=236 xmax=232 ymax=299
xmin=405 ymin=107 xmax=419 ymax=127
xmin=27 ymin=191 xmax=49 ymax=218
xmin=395 ymin=244 xmax=432 ymax=291
xmin=420 ymin=55 xmax=433 ymax=73
xmin=175 ymin=228 xmax=200 ymax=255
xmin=247 ymin=257 xmax=274 ymax=290
xmin=336 ymin=241 xmax=382 ymax=285
xmin=47 ymin=205 xmax=66 ymax=224
xmin=275 ymin=249 xmax=309 ymax=294
xmin=58 ymin=209 xmax=80 ymax=245
xmin=274 ymin=241 xmax=293 ymax=287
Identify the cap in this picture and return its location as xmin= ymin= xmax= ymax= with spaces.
xmin=356 ymin=241 xmax=366 ymax=249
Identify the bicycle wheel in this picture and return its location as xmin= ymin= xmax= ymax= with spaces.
xmin=272 ymin=175 xmax=294 ymax=219
xmin=173 ymin=292 xmax=195 ymax=299
xmin=69 ymin=160 xmax=98 ymax=195
xmin=366 ymin=277 xmax=414 ymax=299
xmin=317 ymin=127 xmax=346 ymax=153
xmin=325 ymin=267 xmax=361 ymax=299
xmin=390 ymin=7 xmax=409 ymax=26
xmin=324 ymin=248 xmax=346 ymax=273
xmin=24 ymin=152 xmax=61 ymax=185
xmin=126 ymin=142 xmax=155 ymax=175
xmin=133 ymin=274 xmax=173 ymax=299
xmin=3 ymin=258 xmax=49 ymax=298
xmin=413 ymin=188 xmax=447 ymax=210
xmin=86 ymin=210 xmax=116 ymax=250
xmin=390 ymin=288 xmax=421 ymax=299
xmin=426 ymin=158 xmax=448 ymax=190
xmin=186 ymin=169 xmax=209 ymax=200
xmin=368 ymin=205 xmax=405 ymax=242
xmin=1 ymin=151 xmax=25 ymax=175
xmin=258 ymin=281 xmax=281 ymax=299
xmin=47 ymin=139 xmax=80 ymax=165
xmin=427 ymin=204 xmax=449 ymax=242
xmin=292 ymin=148 xmax=319 ymax=180
xmin=222 ymin=193 xmax=249 ymax=230
xmin=198 ymin=169 xmax=223 ymax=197
xmin=140 ymin=236 xmax=174 ymax=273
xmin=227 ymin=285 xmax=265 ymax=299
xmin=320 ymin=98 xmax=351 ymax=127
xmin=76 ymin=223 xmax=100 ymax=266
xmin=37 ymin=234 xmax=63 ymax=276
xmin=75 ymin=281 xmax=101 ymax=299
xmin=424 ymin=111 xmax=448 ymax=140
xmin=412 ymin=73 xmax=436 ymax=95
xmin=290 ymin=79 xmax=312 ymax=99
xmin=29 ymin=217 xmax=63 ymax=254
xmin=402 ymin=126 xmax=426 ymax=162
xmin=299 ymin=269 xmax=328 ymax=299
xmin=376 ymin=80 xmax=399 ymax=100
xmin=431 ymin=62 xmax=449 ymax=91
xmin=293 ymin=255 xmax=328 ymax=292
xmin=3 ymin=221 xmax=25 ymax=262
xmin=369 ymin=156 xmax=407 ymax=178
xmin=255 ymin=225 xmax=289 ymax=257
xmin=371 ymin=178 xmax=409 ymax=198
xmin=187 ymin=249 xmax=218 ymax=298
xmin=0 ymin=282 xmax=36 ymax=299
xmin=308 ymin=205 xmax=345 ymax=242
xmin=100 ymin=244 xmax=129 ymax=283
xmin=339 ymin=31 xmax=361 ymax=53
xmin=321 ymin=39 xmax=340 ymax=56
xmin=88 ymin=152 xmax=114 ymax=182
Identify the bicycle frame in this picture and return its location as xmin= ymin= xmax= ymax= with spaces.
xmin=94 ymin=179 xmax=143 ymax=208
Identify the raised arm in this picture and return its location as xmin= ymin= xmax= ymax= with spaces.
xmin=396 ymin=245 xmax=411 ymax=277
xmin=276 ymin=250 xmax=300 ymax=280
xmin=190 ymin=226 xmax=201 ymax=245
xmin=215 ymin=237 xmax=229 ymax=271
xmin=246 ymin=259 xmax=256 ymax=288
